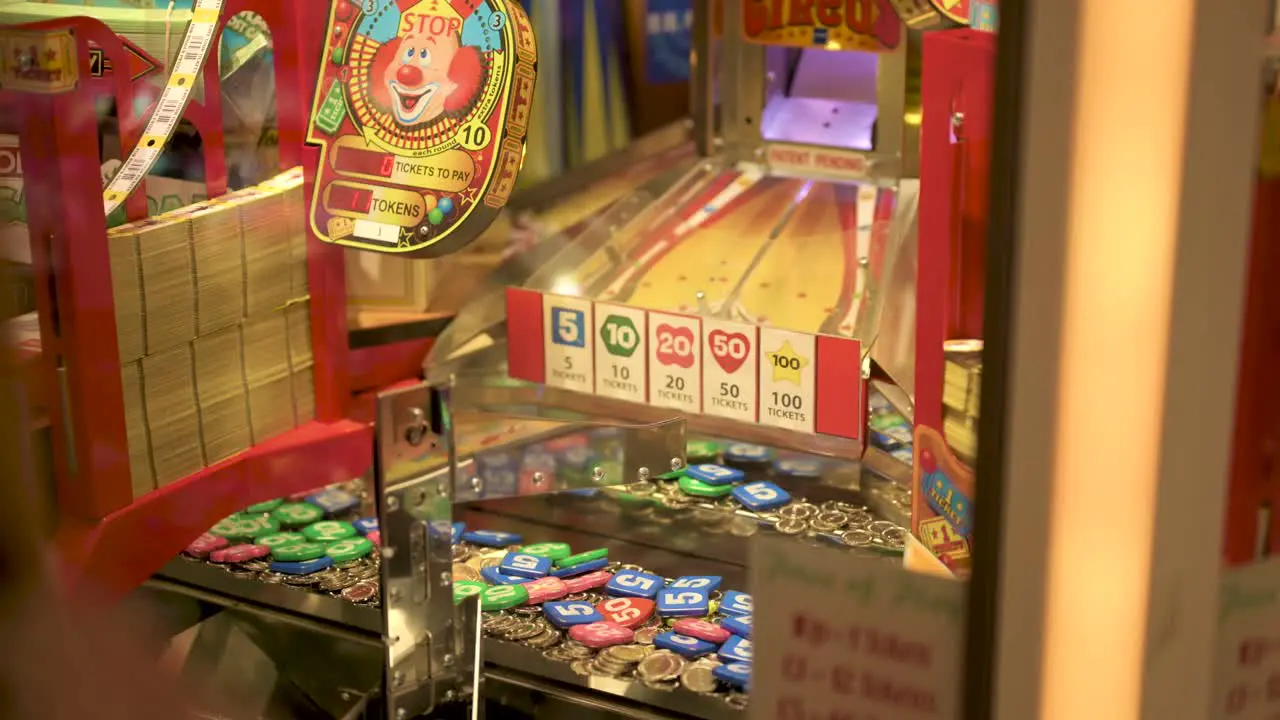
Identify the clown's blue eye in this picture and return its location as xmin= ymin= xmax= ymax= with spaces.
xmin=405 ymin=48 xmax=415 ymax=59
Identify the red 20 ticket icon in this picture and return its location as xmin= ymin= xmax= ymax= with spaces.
xmin=655 ymin=324 xmax=696 ymax=368
xmin=709 ymin=330 xmax=750 ymax=373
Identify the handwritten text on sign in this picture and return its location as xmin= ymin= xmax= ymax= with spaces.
xmin=1215 ymin=558 xmax=1280 ymax=719
xmin=750 ymin=534 xmax=965 ymax=720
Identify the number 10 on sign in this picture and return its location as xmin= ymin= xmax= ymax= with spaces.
xmin=594 ymin=303 xmax=647 ymax=404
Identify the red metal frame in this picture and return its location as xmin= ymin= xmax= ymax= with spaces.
xmin=5 ymin=3 xmax=370 ymax=600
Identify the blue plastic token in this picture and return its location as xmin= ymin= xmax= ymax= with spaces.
xmin=891 ymin=447 xmax=915 ymax=464
xmin=306 ymin=488 xmax=359 ymax=515
xmin=500 ymin=552 xmax=552 ymax=579
xmin=270 ymin=556 xmax=333 ymax=575
xmin=451 ymin=522 xmax=466 ymax=544
xmin=480 ymin=566 xmax=532 ymax=585
xmin=870 ymin=430 xmax=901 ymax=450
xmin=884 ymin=424 xmax=914 ymax=444
xmin=606 ymin=569 xmax=664 ymax=599
xmin=713 ymin=662 xmax=751 ymax=690
xmin=653 ymin=631 xmax=717 ymax=659
xmin=774 ymin=458 xmax=824 ymax=478
xmin=721 ymin=613 xmax=752 ymax=638
xmin=719 ymin=591 xmax=752 ymax=617
xmin=670 ymin=575 xmax=722 ymax=592
xmin=352 ymin=517 xmax=379 ymax=535
xmin=549 ymin=557 xmax=609 ymax=578
xmin=724 ymin=442 xmax=771 ymax=463
xmin=718 ymin=634 xmax=753 ymax=663
xmin=656 ymin=588 xmax=711 ymax=617
xmin=462 ymin=529 xmax=523 ymax=547
xmin=731 ymin=481 xmax=793 ymax=512
xmin=543 ymin=600 xmax=605 ymax=628
xmin=684 ymin=464 xmax=745 ymax=486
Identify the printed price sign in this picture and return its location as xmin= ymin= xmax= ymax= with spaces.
xmin=702 ymin=318 xmax=758 ymax=423
xmin=1214 ymin=558 xmax=1280 ymax=719
xmin=647 ymin=311 xmax=701 ymax=414
xmin=594 ymin=302 xmax=647 ymax=404
xmin=750 ymin=533 xmax=964 ymax=720
xmin=758 ymin=327 xmax=815 ymax=433
xmin=306 ymin=0 xmax=538 ymax=257
xmin=543 ymin=294 xmax=593 ymax=394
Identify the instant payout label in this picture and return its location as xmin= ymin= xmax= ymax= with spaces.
xmin=702 ymin=318 xmax=759 ymax=423
xmin=647 ymin=311 xmax=701 ymax=414
xmin=594 ymin=302 xmax=647 ymax=404
xmin=759 ymin=327 xmax=815 ymax=433
xmin=543 ymin=294 xmax=594 ymax=394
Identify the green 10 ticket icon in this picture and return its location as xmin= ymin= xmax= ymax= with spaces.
xmin=593 ymin=304 xmax=648 ymax=404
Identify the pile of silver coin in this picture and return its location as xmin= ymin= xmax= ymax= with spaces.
xmin=182 ymin=549 xmax=383 ymax=606
xmin=600 ymin=481 xmax=910 ymax=553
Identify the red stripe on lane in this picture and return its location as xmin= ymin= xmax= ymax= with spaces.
xmin=505 ymin=287 xmax=545 ymax=383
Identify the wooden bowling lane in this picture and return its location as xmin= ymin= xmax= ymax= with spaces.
xmin=734 ymin=181 xmax=856 ymax=333
xmin=621 ymin=176 xmax=807 ymax=314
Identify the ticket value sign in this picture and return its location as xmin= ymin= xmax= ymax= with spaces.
xmin=1214 ymin=558 xmax=1280 ymax=719
xmin=648 ymin=312 xmax=702 ymax=414
xmin=702 ymin=318 xmax=759 ymax=423
xmin=750 ymin=533 xmax=965 ymax=720
xmin=759 ymin=327 xmax=816 ymax=433
xmin=543 ymin=294 xmax=593 ymax=394
xmin=594 ymin=303 xmax=647 ymax=404
xmin=306 ymin=0 xmax=537 ymax=257
xmin=741 ymin=0 xmax=901 ymax=52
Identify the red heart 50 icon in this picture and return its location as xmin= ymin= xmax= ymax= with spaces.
xmin=655 ymin=325 xmax=696 ymax=369
xmin=709 ymin=330 xmax=750 ymax=373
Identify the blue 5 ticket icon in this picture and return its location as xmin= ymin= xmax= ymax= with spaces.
xmin=551 ymin=307 xmax=586 ymax=347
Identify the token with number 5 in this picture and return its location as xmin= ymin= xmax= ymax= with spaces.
xmin=542 ymin=601 xmax=605 ymax=628
xmin=568 ymin=621 xmax=634 ymax=648
xmin=718 ymin=634 xmax=752 ymax=664
xmin=596 ymin=597 xmax=655 ymax=628
xmin=713 ymin=662 xmax=751 ymax=690
xmin=500 ymin=552 xmax=552 ymax=578
xmin=606 ymin=569 xmax=663 ymax=599
xmin=685 ymin=464 xmax=744 ymax=486
xmin=719 ymin=590 xmax=752 ymax=617
xmin=721 ymin=613 xmax=752 ymax=639
xmin=731 ymin=480 xmax=792 ymax=511
xmin=656 ymin=588 xmax=710 ymax=617
xmin=670 ymin=575 xmax=722 ymax=591
xmin=653 ymin=631 xmax=717 ymax=659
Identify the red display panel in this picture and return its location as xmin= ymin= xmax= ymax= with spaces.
xmin=329 ymin=184 xmax=374 ymax=214
xmin=336 ymin=146 xmax=394 ymax=178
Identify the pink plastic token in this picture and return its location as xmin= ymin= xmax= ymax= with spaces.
xmin=367 ymin=530 xmax=381 ymax=546
xmin=523 ymin=576 xmax=569 ymax=605
xmin=568 ymin=621 xmax=635 ymax=649
xmin=563 ymin=569 xmax=612 ymax=593
xmin=210 ymin=544 xmax=271 ymax=563
xmin=185 ymin=533 xmax=229 ymax=558
xmin=673 ymin=617 xmax=731 ymax=644
xmin=597 ymin=596 xmax=655 ymax=629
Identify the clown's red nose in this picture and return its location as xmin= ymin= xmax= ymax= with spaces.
xmin=396 ymin=63 xmax=423 ymax=87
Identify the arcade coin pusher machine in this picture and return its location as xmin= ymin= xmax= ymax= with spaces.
xmin=2 ymin=0 xmax=994 ymax=718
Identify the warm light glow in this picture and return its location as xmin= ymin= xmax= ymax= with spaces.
xmin=1041 ymin=0 xmax=1194 ymax=718
xmin=904 ymin=111 xmax=922 ymax=126
xmin=549 ymin=276 xmax=581 ymax=297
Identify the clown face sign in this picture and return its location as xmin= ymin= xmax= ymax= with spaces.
xmin=306 ymin=0 xmax=537 ymax=257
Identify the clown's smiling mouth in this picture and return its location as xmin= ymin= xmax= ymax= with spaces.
xmin=392 ymin=84 xmax=436 ymax=113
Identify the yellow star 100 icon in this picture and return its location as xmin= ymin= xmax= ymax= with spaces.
xmin=767 ymin=340 xmax=809 ymax=385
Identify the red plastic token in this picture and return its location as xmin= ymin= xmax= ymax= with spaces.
xmin=185 ymin=533 xmax=229 ymax=558
xmin=597 ymin=596 xmax=656 ymax=629
xmin=673 ymin=617 xmax=731 ymax=644
xmin=523 ymin=576 xmax=569 ymax=605
xmin=563 ymin=570 xmax=612 ymax=593
xmin=367 ymin=530 xmax=381 ymax=546
xmin=568 ymin=621 xmax=635 ymax=649
xmin=210 ymin=544 xmax=271 ymax=563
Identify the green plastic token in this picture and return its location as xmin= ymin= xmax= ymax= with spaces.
xmin=520 ymin=542 xmax=572 ymax=560
xmin=243 ymin=498 xmax=284 ymax=514
xmin=302 ymin=520 xmax=357 ymax=543
xmin=326 ymin=537 xmax=374 ymax=563
xmin=481 ymin=584 xmax=529 ymax=611
xmin=271 ymin=541 xmax=327 ymax=562
xmin=258 ymin=532 xmax=306 ymax=548
xmin=686 ymin=439 xmax=721 ymax=464
xmin=454 ymin=581 xmax=486 ymax=605
xmin=657 ymin=468 xmax=688 ymax=481
xmin=678 ymin=474 xmax=735 ymax=498
xmin=272 ymin=502 xmax=325 ymax=528
xmin=554 ymin=548 xmax=608 ymax=568
xmin=209 ymin=515 xmax=280 ymax=539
